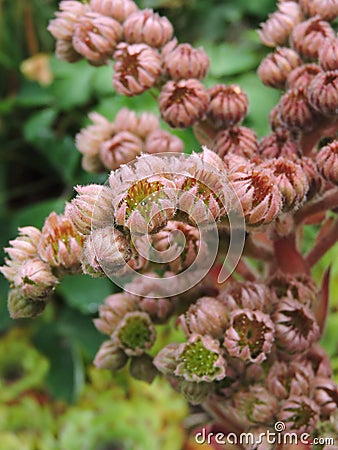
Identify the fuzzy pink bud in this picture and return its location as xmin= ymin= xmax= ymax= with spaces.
xmin=163 ymin=42 xmax=210 ymax=80
xmin=258 ymin=47 xmax=302 ymax=89
xmin=213 ymin=126 xmax=259 ymax=160
xmin=278 ymin=87 xmax=317 ymax=131
xmin=90 ymin=0 xmax=138 ymax=23
xmin=145 ymin=130 xmax=184 ymax=154
xmin=299 ymin=0 xmax=338 ymax=21
xmin=316 ymin=140 xmax=338 ymax=184
xmin=319 ymin=37 xmax=338 ymax=71
xmin=48 ymin=0 xmax=87 ymax=41
xmin=99 ymin=131 xmax=143 ymax=170
xmin=76 ymin=112 xmax=115 ymax=157
xmin=207 ymin=84 xmax=248 ymax=128
xmin=308 ymin=70 xmax=338 ymax=116
xmin=291 ymin=17 xmax=335 ymax=59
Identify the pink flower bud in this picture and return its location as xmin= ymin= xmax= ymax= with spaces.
xmin=113 ymin=108 xmax=160 ymax=139
xmin=72 ymin=12 xmax=122 ymax=64
xmin=13 ymin=258 xmax=58 ymax=299
xmin=55 ymin=39 xmax=82 ymax=63
xmin=175 ymin=334 xmax=227 ymax=382
xmin=159 ymin=79 xmax=209 ymax=128
xmin=7 ymin=288 xmax=47 ymax=319
xmin=266 ymin=360 xmax=314 ymax=399
xmin=213 ymin=126 xmax=259 ymax=160
xmin=129 ymin=354 xmax=158 ymax=383
xmin=229 ymin=167 xmax=282 ymax=226
xmin=319 ymin=37 xmax=338 ymax=71
xmin=258 ymin=47 xmax=302 ymax=89
xmin=286 ymin=63 xmax=323 ymax=92
xmin=278 ymin=395 xmax=320 ymax=433
xmin=114 ymin=176 xmax=177 ymax=234
xmin=153 ymin=343 xmax=180 ymax=376
xmin=93 ymin=340 xmax=128 ymax=370
xmin=123 ymin=9 xmax=173 ymax=48
xmin=48 ymin=0 xmax=87 ymax=41
xmin=299 ymin=0 xmax=338 ymax=21
xmin=259 ymin=129 xmax=301 ymax=159
xmin=291 ymin=17 xmax=335 ymax=59
xmin=65 ymin=184 xmax=114 ymax=235
xmin=94 ymin=292 xmax=137 ymax=335
xmin=90 ymin=0 xmax=138 ymax=23
xmin=112 ymin=311 xmax=156 ymax=356
xmin=314 ymin=376 xmax=338 ymax=416
xmin=81 ymin=227 xmax=131 ymax=276
xmin=299 ymin=156 xmax=325 ymax=199
xmin=261 ymin=157 xmax=309 ymax=210
xmin=258 ymin=2 xmax=303 ymax=47
xmin=179 ymin=296 xmax=229 ymax=339
xmin=99 ymin=131 xmax=143 ymax=170
xmin=316 ymin=140 xmax=338 ymax=184
xmin=279 ymin=87 xmax=317 ymax=131
xmin=163 ymin=42 xmax=209 ymax=80
xmin=38 ymin=212 xmax=84 ymax=271
xmin=223 ymin=309 xmax=275 ymax=363
xmin=273 ymin=298 xmax=320 ymax=354
xmin=269 ymin=271 xmax=318 ymax=308
xmin=113 ymin=43 xmax=162 ymax=96
xmin=145 ymin=130 xmax=183 ymax=154
xmin=207 ymin=84 xmax=248 ymax=128
xmin=76 ymin=112 xmax=114 ymax=157
xmin=308 ymin=70 xmax=338 ymax=116
xmin=218 ymin=281 xmax=271 ymax=313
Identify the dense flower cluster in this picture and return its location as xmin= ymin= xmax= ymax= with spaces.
xmin=2 ymin=0 xmax=338 ymax=447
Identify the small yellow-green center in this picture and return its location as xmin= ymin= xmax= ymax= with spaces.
xmin=118 ymin=316 xmax=152 ymax=351
xmin=179 ymin=339 xmax=218 ymax=378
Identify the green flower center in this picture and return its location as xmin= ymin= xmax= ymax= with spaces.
xmin=118 ymin=316 xmax=152 ymax=351
xmin=285 ymin=402 xmax=315 ymax=430
xmin=123 ymin=179 xmax=167 ymax=218
xmin=179 ymin=339 xmax=218 ymax=379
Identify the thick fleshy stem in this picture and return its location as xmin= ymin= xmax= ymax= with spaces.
xmin=294 ymin=188 xmax=338 ymax=225
xmin=300 ymin=118 xmax=338 ymax=156
xmin=305 ymin=218 xmax=338 ymax=268
xmin=272 ymin=234 xmax=310 ymax=275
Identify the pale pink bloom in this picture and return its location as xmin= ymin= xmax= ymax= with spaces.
xmin=261 ymin=157 xmax=309 ymax=210
xmin=278 ymin=395 xmax=320 ymax=433
xmin=99 ymin=131 xmax=143 ymax=170
xmin=90 ymin=0 xmax=138 ymax=22
xmin=135 ymin=111 xmax=161 ymax=139
xmin=145 ymin=129 xmax=183 ymax=154
xmin=223 ymin=309 xmax=275 ymax=363
xmin=48 ymin=0 xmax=88 ymax=41
xmin=179 ymin=296 xmax=229 ymax=339
xmin=94 ymin=292 xmax=138 ymax=335
xmin=258 ymin=47 xmax=302 ymax=89
xmin=123 ymin=9 xmax=173 ymax=48
xmin=72 ymin=12 xmax=122 ymax=64
xmin=207 ymin=84 xmax=248 ymax=128
xmin=308 ymin=70 xmax=338 ymax=116
xmin=81 ymin=226 xmax=131 ymax=276
xmin=259 ymin=128 xmax=301 ymax=159
xmin=299 ymin=0 xmax=338 ymax=21
xmin=93 ymin=340 xmax=128 ymax=370
xmin=38 ymin=212 xmax=84 ymax=271
xmin=113 ymin=108 xmax=160 ymax=140
xmin=229 ymin=167 xmax=282 ymax=226
xmin=163 ymin=41 xmax=209 ymax=80
xmin=65 ymin=184 xmax=114 ymax=236
xmin=76 ymin=112 xmax=115 ymax=157
xmin=214 ymin=126 xmax=259 ymax=160
xmin=316 ymin=140 xmax=338 ymax=185
xmin=113 ymin=43 xmax=162 ymax=96
xmin=159 ymin=79 xmax=209 ymax=128
xmin=273 ymin=297 xmax=320 ymax=354
xmin=13 ymin=258 xmax=58 ymax=299
xmin=291 ymin=16 xmax=335 ymax=59
xmin=286 ymin=63 xmax=323 ymax=91
xmin=319 ymin=37 xmax=338 ymax=71
xmin=258 ymin=1 xmax=303 ymax=47
xmin=278 ymin=87 xmax=317 ymax=132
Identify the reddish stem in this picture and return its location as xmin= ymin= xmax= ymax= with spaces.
xmin=294 ymin=188 xmax=338 ymax=225
xmin=273 ymin=234 xmax=310 ymax=275
xmin=306 ymin=218 xmax=338 ymax=267
xmin=300 ymin=118 xmax=338 ymax=156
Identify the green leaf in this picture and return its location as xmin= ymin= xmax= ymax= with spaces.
xmin=91 ymin=64 xmax=114 ymax=96
xmin=11 ymin=198 xmax=66 ymax=230
xmin=203 ymin=41 xmax=259 ymax=77
xmin=57 ymin=274 xmax=113 ymax=315
xmin=23 ymin=108 xmax=57 ymax=142
xmin=15 ymin=81 xmax=54 ymax=107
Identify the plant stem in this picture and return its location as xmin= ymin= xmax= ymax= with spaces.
xmin=294 ymin=188 xmax=338 ymax=225
xmin=306 ymin=218 xmax=338 ymax=267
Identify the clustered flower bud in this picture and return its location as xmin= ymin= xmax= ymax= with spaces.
xmin=213 ymin=126 xmax=259 ymax=160
xmin=90 ymin=0 xmax=138 ymax=23
xmin=258 ymin=47 xmax=302 ymax=89
xmin=207 ymin=84 xmax=248 ymax=128
xmin=259 ymin=129 xmax=301 ymax=159
xmin=316 ymin=140 xmax=338 ymax=184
